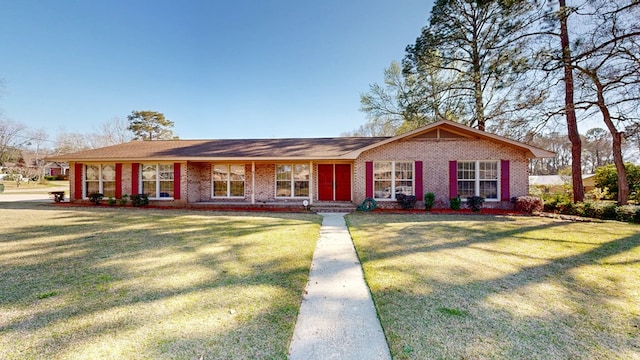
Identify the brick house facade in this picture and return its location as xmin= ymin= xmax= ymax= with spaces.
xmin=49 ymin=121 xmax=554 ymax=210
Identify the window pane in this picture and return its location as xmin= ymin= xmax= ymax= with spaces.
xmin=395 ymin=162 xmax=413 ymax=180
xmin=103 ymin=181 xmax=116 ymax=198
xmin=480 ymin=181 xmax=498 ymax=199
xmin=395 ymin=181 xmax=413 ymax=196
xmin=159 ymin=164 xmax=173 ymax=180
xmin=276 ymin=181 xmax=291 ymax=197
xmin=230 ymin=181 xmax=244 ymax=197
xmin=374 ymin=162 xmax=392 ymax=180
xmin=86 ymin=182 xmax=100 ymax=195
xmin=86 ymin=165 xmax=99 ymax=181
xmin=480 ymin=162 xmax=498 ymax=180
xmin=457 ymin=162 xmax=475 ymax=180
xmin=458 ymin=180 xmax=475 ymax=198
xmin=159 ymin=181 xmax=174 ymax=197
xmin=230 ymin=165 xmax=245 ymax=181
xmin=213 ymin=165 xmax=228 ymax=181
xmin=142 ymin=165 xmax=157 ymax=180
xmin=293 ymin=164 xmax=309 ymax=181
xmin=276 ymin=165 xmax=291 ymax=180
xmin=142 ymin=181 xmax=155 ymax=196
xmin=374 ymin=180 xmax=392 ymax=199
xmin=294 ymin=181 xmax=309 ymax=197
xmin=214 ymin=181 xmax=228 ymax=196
xmin=102 ymin=165 xmax=115 ymax=181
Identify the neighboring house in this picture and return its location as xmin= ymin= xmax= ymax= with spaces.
xmin=46 ymin=120 xmax=555 ymax=210
xmin=529 ymin=174 xmax=597 ymax=194
xmin=45 ymin=162 xmax=69 ymax=177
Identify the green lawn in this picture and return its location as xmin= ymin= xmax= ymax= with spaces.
xmin=347 ymin=213 xmax=640 ymax=359
xmin=0 ymin=203 xmax=321 ymax=359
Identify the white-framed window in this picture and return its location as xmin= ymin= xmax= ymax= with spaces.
xmin=85 ymin=164 xmax=115 ymax=198
xmin=276 ymin=164 xmax=309 ymax=197
xmin=457 ymin=161 xmax=499 ymax=200
xmin=373 ymin=161 xmax=414 ymax=200
xmin=141 ymin=163 xmax=174 ymax=199
xmin=213 ymin=164 xmax=245 ymax=197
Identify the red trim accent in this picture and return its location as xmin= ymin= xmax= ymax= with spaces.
xmin=131 ymin=163 xmax=139 ymax=195
xmin=365 ymin=162 xmax=373 ymax=198
xmin=173 ymin=163 xmax=181 ymax=200
xmin=449 ymin=161 xmax=458 ymax=199
xmin=414 ymin=161 xmax=423 ymax=200
xmin=115 ymin=163 xmax=122 ymax=199
xmin=74 ymin=163 xmax=83 ymax=200
xmin=501 ymin=160 xmax=510 ymax=201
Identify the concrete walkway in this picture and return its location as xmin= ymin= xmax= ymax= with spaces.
xmin=289 ymin=213 xmax=391 ymax=360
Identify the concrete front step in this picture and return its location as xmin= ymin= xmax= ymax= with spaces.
xmin=310 ymin=202 xmax=356 ymax=213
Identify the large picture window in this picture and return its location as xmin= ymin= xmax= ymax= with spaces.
xmin=373 ymin=161 xmax=414 ymax=200
xmin=276 ymin=164 xmax=309 ymax=197
xmin=457 ymin=161 xmax=498 ymax=200
xmin=85 ymin=164 xmax=115 ymax=198
xmin=141 ymin=164 xmax=174 ymax=198
xmin=213 ymin=164 xmax=245 ymax=197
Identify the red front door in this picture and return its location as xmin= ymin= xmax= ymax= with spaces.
xmin=317 ymin=164 xmax=351 ymax=201
xmin=318 ymin=164 xmax=334 ymax=201
xmin=335 ymin=164 xmax=351 ymax=201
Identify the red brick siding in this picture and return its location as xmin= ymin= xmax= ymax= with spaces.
xmin=353 ymin=138 xmax=529 ymax=208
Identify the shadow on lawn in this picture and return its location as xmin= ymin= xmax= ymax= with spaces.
xmin=0 ymin=203 xmax=321 ymax=359
xmin=348 ymin=214 xmax=640 ymax=359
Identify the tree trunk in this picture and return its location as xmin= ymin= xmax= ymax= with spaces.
xmin=559 ymin=0 xmax=585 ymax=202
xmin=472 ymin=24 xmax=485 ymax=131
xmin=592 ymin=76 xmax=628 ymax=205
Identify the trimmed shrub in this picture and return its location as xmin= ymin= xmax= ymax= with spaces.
xmin=424 ymin=193 xmax=435 ymax=211
xmin=602 ymin=204 xmax=618 ymax=220
xmin=514 ymin=196 xmax=543 ymax=213
xmin=118 ymin=194 xmax=129 ymax=206
xmin=615 ymin=205 xmax=639 ymax=223
xmin=88 ymin=193 xmax=104 ymax=205
xmin=396 ymin=194 xmax=417 ymax=209
xmin=579 ymin=202 xmax=603 ymax=219
xmin=130 ymin=194 xmax=149 ymax=207
xmin=467 ymin=196 xmax=484 ymax=212
xmin=556 ymin=200 xmax=578 ymax=215
xmin=450 ymin=197 xmax=461 ymax=211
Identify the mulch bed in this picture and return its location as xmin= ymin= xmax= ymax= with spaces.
xmin=370 ymin=207 xmax=527 ymax=216
xmin=48 ymin=201 xmax=532 ymax=216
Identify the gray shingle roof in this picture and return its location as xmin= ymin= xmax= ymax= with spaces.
xmin=47 ymin=137 xmax=389 ymax=161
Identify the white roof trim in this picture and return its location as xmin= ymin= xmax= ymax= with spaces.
xmin=340 ymin=120 xmax=555 ymax=159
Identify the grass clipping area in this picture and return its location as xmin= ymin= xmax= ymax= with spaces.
xmin=0 ymin=204 xmax=321 ymax=359
xmin=347 ymin=213 xmax=640 ymax=359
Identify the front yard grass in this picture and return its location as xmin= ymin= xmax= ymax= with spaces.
xmin=347 ymin=213 xmax=640 ymax=359
xmin=0 ymin=203 xmax=321 ymax=359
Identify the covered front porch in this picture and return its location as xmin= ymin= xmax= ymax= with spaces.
xmin=185 ymin=161 xmax=354 ymax=207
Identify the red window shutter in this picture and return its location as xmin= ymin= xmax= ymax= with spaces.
xmin=501 ymin=160 xmax=510 ymax=201
xmin=131 ymin=163 xmax=139 ymax=195
xmin=173 ymin=163 xmax=181 ymax=200
xmin=414 ymin=161 xmax=423 ymax=200
xmin=115 ymin=163 xmax=122 ymax=199
xmin=365 ymin=162 xmax=373 ymax=198
xmin=449 ymin=161 xmax=458 ymax=199
xmin=74 ymin=163 xmax=83 ymax=200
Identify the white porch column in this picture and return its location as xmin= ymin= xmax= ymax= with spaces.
xmin=309 ymin=161 xmax=314 ymax=205
xmin=251 ymin=161 xmax=255 ymax=204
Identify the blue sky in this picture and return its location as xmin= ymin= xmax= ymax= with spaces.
xmin=0 ymin=1 xmax=433 ymax=141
